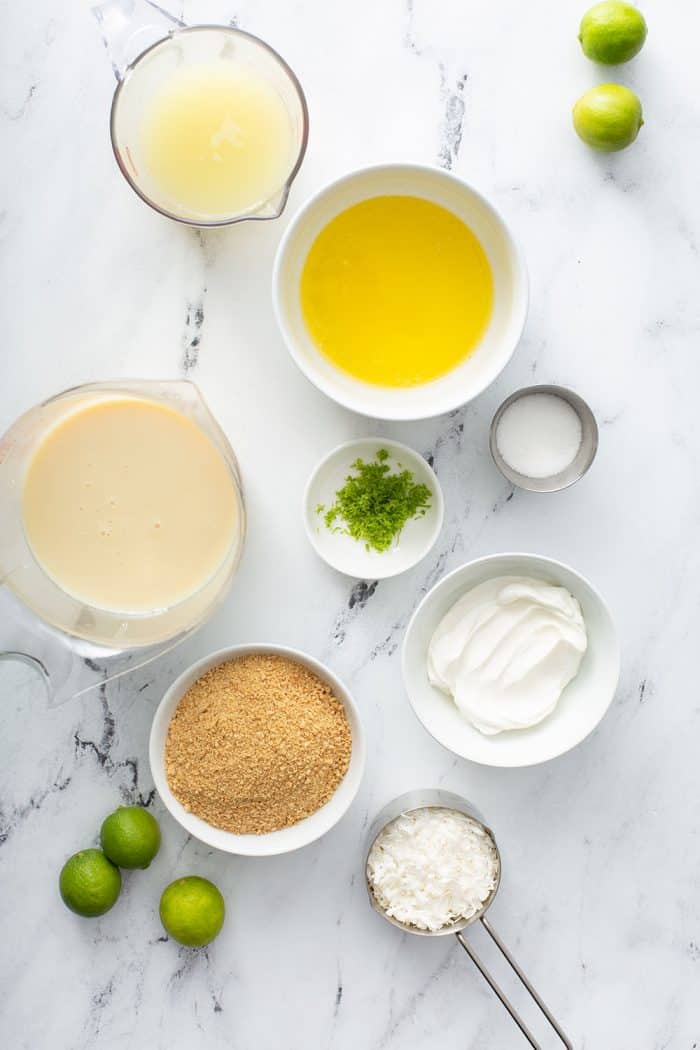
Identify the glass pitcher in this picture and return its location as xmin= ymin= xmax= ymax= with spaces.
xmin=91 ymin=1 xmax=309 ymax=226
xmin=0 ymin=380 xmax=246 ymax=706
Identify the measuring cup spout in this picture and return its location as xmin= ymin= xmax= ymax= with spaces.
xmin=89 ymin=0 xmax=184 ymax=80
xmin=254 ymin=185 xmax=292 ymax=221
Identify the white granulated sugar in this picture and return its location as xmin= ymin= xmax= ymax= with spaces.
xmin=366 ymin=807 xmax=499 ymax=932
xmin=496 ymin=392 xmax=583 ymax=479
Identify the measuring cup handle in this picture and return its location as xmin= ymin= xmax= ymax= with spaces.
xmin=0 ymin=582 xmax=189 ymax=707
xmin=480 ymin=917 xmax=573 ymax=1048
xmin=455 ymin=930 xmax=541 ymax=1049
xmin=455 ymin=917 xmax=573 ymax=1050
xmin=89 ymin=0 xmax=185 ymax=80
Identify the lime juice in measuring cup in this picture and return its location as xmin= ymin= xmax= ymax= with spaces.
xmin=92 ymin=1 xmax=308 ymax=226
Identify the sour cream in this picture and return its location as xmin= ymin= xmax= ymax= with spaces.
xmin=427 ymin=576 xmax=587 ymax=735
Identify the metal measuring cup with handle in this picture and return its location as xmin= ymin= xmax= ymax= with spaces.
xmin=364 ymin=790 xmax=573 ymax=1049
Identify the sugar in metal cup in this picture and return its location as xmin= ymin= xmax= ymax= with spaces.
xmin=490 ymin=385 xmax=598 ymax=493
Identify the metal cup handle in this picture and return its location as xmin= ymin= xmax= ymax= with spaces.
xmin=456 ymin=916 xmax=573 ymax=1049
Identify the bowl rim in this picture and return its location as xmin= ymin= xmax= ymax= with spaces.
xmin=401 ymin=551 xmax=621 ymax=767
xmin=149 ymin=642 xmax=366 ymax=855
xmin=302 ymin=436 xmax=445 ymax=579
xmin=271 ymin=162 xmax=530 ymax=421
xmin=489 ymin=384 xmax=600 ymax=493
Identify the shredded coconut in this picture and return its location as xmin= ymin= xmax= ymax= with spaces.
xmin=366 ymin=807 xmax=499 ymax=932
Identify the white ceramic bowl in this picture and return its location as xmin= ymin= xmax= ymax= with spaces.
xmin=272 ymin=163 xmax=529 ymax=420
xmin=402 ymin=553 xmax=620 ymax=767
xmin=149 ymin=643 xmax=366 ymax=855
xmin=304 ymin=438 xmax=444 ymax=579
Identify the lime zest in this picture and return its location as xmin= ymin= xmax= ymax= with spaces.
xmin=321 ymin=448 xmax=432 ymax=553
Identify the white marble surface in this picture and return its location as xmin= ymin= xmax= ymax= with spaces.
xmin=1 ymin=0 xmax=699 ymax=1046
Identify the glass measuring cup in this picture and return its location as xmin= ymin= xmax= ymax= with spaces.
xmin=365 ymin=790 xmax=573 ymax=1049
xmin=0 ymin=379 xmax=246 ymax=706
xmin=91 ymin=1 xmax=308 ymax=226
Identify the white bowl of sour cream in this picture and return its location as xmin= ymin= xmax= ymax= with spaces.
xmin=402 ymin=553 xmax=620 ymax=767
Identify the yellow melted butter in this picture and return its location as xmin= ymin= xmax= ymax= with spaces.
xmin=300 ymin=195 xmax=494 ymax=387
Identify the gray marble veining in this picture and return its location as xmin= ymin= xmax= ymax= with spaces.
xmin=2 ymin=0 xmax=699 ymax=1047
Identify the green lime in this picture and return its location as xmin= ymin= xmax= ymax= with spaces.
xmin=59 ymin=849 xmax=122 ymax=917
xmin=159 ymin=876 xmax=225 ymax=947
xmin=572 ymin=84 xmax=643 ymax=151
xmin=100 ymin=806 xmax=161 ymax=869
xmin=579 ymin=2 xmax=647 ymax=64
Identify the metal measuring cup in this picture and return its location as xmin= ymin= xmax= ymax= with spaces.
xmin=489 ymin=384 xmax=598 ymax=493
xmin=365 ymin=790 xmax=572 ymax=1049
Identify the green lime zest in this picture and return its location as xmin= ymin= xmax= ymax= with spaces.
xmin=318 ymin=448 xmax=432 ymax=553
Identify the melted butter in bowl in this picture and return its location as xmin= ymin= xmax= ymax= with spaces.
xmin=273 ymin=164 xmax=529 ymax=421
xmin=300 ymin=195 xmax=493 ymax=388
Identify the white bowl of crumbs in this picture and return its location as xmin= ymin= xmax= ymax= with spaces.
xmin=149 ymin=644 xmax=366 ymax=856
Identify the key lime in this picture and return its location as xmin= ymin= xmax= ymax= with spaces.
xmin=579 ymin=2 xmax=647 ymax=65
xmin=100 ymin=806 xmax=161 ymax=869
xmin=159 ymin=876 xmax=225 ymax=947
xmin=572 ymin=84 xmax=643 ymax=151
xmin=59 ymin=849 xmax=122 ymax=917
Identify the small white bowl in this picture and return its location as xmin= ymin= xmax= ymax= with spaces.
xmin=304 ymin=438 xmax=444 ymax=579
xmin=402 ymin=553 xmax=620 ymax=768
xmin=149 ymin=644 xmax=366 ymax=856
xmin=272 ymin=163 xmax=528 ymax=420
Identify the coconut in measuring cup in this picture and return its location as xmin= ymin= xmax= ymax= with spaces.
xmin=365 ymin=791 xmax=573 ymax=1049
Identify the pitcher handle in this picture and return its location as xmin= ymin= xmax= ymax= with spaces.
xmin=88 ymin=0 xmax=185 ymax=80
xmin=0 ymin=583 xmax=188 ymax=707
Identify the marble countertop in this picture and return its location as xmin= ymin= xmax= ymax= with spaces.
xmin=2 ymin=0 xmax=699 ymax=1046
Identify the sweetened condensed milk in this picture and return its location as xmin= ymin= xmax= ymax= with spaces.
xmin=22 ymin=396 xmax=237 ymax=613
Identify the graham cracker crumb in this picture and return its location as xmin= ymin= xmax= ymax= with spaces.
xmin=164 ymin=653 xmax=352 ymax=835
